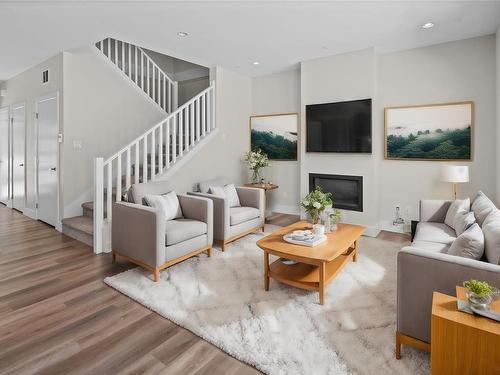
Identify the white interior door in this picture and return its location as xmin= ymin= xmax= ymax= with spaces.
xmin=0 ymin=107 xmax=9 ymax=204
xmin=37 ymin=95 xmax=59 ymax=226
xmin=11 ymin=104 xmax=25 ymax=211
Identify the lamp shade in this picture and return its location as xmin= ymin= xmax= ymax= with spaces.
xmin=441 ymin=165 xmax=469 ymax=183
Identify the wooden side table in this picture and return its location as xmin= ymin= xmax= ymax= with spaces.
xmin=243 ymin=183 xmax=278 ymax=222
xmin=431 ymin=289 xmax=500 ymax=375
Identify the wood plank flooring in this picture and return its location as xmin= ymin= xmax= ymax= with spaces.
xmin=0 ymin=205 xmax=260 ymax=375
xmin=0 ymin=204 xmax=408 ymax=374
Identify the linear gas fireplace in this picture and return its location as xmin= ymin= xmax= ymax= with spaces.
xmin=309 ymin=173 xmax=363 ymax=212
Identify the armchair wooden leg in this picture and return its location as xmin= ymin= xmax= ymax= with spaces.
xmin=395 ymin=332 xmax=401 ymax=359
xmin=221 ymin=242 xmax=226 ymax=251
xmin=153 ymin=268 xmax=160 ymax=282
xmin=207 ymin=247 xmax=212 ymax=257
xmin=112 ymin=251 xmax=116 ymax=263
xmin=262 ymin=225 xmax=265 ymax=232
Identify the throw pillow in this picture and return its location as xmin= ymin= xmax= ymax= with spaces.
xmin=447 ymin=223 xmax=484 ymax=260
xmin=453 ymin=211 xmax=476 ymax=236
xmin=208 ymin=185 xmax=225 ymax=198
xmin=471 ymin=191 xmax=496 ymax=227
xmin=481 ymin=209 xmax=500 ymax=265
xmin=444 ymin=198 xmax=470 ymax=229
xmin=199 ymin=178 xmax=224 ymax=194
xmin=224 ymin=184 xmax=241 ymax=207
xmin=144 ymin=191 xmax=183 ymax=221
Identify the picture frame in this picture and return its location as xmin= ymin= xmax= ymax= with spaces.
xmin=249 ymin=113 xmax=298 ymax=161
xmin=384 ymin=101 xmax=473 ymax=161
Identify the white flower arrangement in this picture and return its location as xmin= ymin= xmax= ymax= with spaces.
xmin=244 ymin=149 xmax=270 ymax=182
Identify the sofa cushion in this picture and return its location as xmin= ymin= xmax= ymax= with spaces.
xmin=410 ymin=240 xmax=450 ymax=253
xmin=444 ymin=198 xmax=470 ymax=230
xmin=144 ymin=191 xmax=183 ymax=221
xmin=165 ymin=219 xmax=208 ymax=246
xmin=414 ymin=222 xmax=456 ymax=244
xmin=453 ymin=211 xmax=476 ymax=236
xmin=482 ymin=210 xmax=500 ymax=264
xmin=230 ymin=206 xmax=260 ymax=226
xmin=447 ymin=223 xmax=484 ymax=260
xmin=199 ymin=178 xmax=224 ymax=194
xmin=471 ymin=191 xmax=496 ymax=227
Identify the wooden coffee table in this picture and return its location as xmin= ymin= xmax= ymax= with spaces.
xmin=256 ymin=220 xmax=365 ymax=304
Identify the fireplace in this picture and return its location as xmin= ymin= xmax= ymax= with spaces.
xmin=309 ymin=173 xmax=363 ymax=212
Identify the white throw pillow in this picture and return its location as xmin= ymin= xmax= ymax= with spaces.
xmin=199 ymin=178 xmax=224 ymax=193
xmin=208 ymin=185 xmax=225 ymax=198
xmin=444 ymin=198 xmax=470 ymax=229
xmin=144 ymin=191 xmax=183 ymax=221
xmin=224 ymin=184 xmax=241 ymax=207
xmin=447 ymin=223 xmax=484 ymax=260
xmin=481 ymin=210 xmax=500 ymax=265
xmin=471 ymin=191 xmax=496 ymax=227
xmin=453 ymin=211 xmax=476 ymax=236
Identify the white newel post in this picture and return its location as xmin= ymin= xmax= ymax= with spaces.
xmin=93 ymin=157 xmax=104 ymax=254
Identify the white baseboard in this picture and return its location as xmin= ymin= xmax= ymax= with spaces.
xmin=23 ymin=207 xmax=38 ymax=220
xmin=362 ymin=226 xmax=381 ymax=238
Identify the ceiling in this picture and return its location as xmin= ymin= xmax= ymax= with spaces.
xmin=1 ymin=1 xmax=500 ymax=80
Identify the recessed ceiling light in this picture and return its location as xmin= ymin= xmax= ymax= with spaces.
xmin=253 ymin=61 xmax=260 ymax=65
xmin=177 ymin=31 xmax=189 ymax=37
xmin=422 ymin=22 xmax=435 ymax=29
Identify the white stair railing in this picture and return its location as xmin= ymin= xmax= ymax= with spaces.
xmin=93 ymin=81 xmax=216 ymax=253
xmin=95 ymin=38 xmax=178 ymax=113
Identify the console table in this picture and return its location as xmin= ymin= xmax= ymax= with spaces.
xmin=244 ymin=183 xmax=278 ymax=222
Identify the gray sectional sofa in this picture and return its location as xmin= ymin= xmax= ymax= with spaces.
xmin=396 ymin=191 xmax=500 ymax=358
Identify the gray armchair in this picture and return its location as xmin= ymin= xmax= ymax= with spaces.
xmin=112 ymin=181 xmax=213 ymax=281
xmin=189 ymin=183 xmax=264 ymax=251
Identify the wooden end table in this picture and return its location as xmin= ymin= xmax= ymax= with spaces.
xmin=431 ymin=287 xmax=500 ymax=375
xmin=256 ymin=220 xmax=365 ymax=305
xmin=244 ymin=183 xmax=278 ymax=222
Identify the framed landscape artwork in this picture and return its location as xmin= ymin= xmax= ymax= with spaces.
xmin=384 ymin=101 xmax=473 ymax=161
xmin=250 ymin=113 xmax=298 ymax=160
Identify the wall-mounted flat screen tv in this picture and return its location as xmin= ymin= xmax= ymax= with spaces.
xmin=306 ymin=98 xmax=372 ymax=153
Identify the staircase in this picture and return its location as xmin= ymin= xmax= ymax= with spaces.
xmin=61 ymin=38 xmax=216 ymax=253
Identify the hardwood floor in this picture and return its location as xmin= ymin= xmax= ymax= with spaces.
xmin=0 ymin=205 xmax=260 ymax=375
xmin=0 ymin=205 xmax=409 ymax=374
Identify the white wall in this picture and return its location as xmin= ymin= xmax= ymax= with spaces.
xmin=162 ymin=67 xmax=252 ymax=193
xmin=294 ymin=35 xmax=496 ymax=231
xmin=301 ymin=49 xmax=380 ymax=228
xmin=497 ymin=27 xmax=500 ymax=204
xmin=0 ymin=53 xmax=64 ymax=213
xmin=378 ymin=35 xmax=496 ymax=221
xmin=251 ymin=69 xmax=301 ymax=214
xmin=63 ymin=46 xmax=167 ymax=217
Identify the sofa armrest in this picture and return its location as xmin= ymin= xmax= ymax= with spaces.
xmin=236 ymin=187 xmax=265 ymax=217
xmin=112 ymin=202 xmax=166 ymax=268
xmin=397 ymin=247 xmax=500 ymax=343
xmin=188 ymin=192 xmax=229 ymax=240
xmin=419 ymin=199 xmax=452 ymax=223
xmin=178 ymin=195 xmax=213 ymax=245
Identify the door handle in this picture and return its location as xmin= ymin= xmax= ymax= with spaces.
xmin=50 ymin=167 xmax=57 ymax=171
xmin=19 ymin=163 xmax=24 ymax=167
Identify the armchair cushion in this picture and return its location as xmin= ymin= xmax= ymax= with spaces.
xmin=127 ymin=180 xmax=174 ymax=204
xmin=230 ymin=206 xmax=260 ymax=226
xmin=414 ymin=222 xmax=456 ymax=244
xmin=165 ymin=219 xmax=208 ymax=246
xmin=144 ymin=191 xmax=182 ymax=221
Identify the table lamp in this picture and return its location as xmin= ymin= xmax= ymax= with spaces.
xmin=441 ymin=165 xmax=469 ymax=200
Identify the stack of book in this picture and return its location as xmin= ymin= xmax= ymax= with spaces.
xmin=283 ymin=230 xmax=326 ymax=247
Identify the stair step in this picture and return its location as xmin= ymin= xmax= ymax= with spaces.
xmin=62 ymin=216 xmax=93 ymax=247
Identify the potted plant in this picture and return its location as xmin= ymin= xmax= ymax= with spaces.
xmin=300 ymin=186 xmax=333 ymax=224
xmin=463 ymin=279 xmax=499 ymax=309
xmin=244 ymin=149 xmax=270 ymax=183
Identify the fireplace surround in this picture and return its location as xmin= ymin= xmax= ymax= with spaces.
xmin=309 ymin=173 xmax=363 ymax=212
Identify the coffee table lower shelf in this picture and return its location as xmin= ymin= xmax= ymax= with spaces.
xmin=266 ymin=247 xmax=356 ymax=304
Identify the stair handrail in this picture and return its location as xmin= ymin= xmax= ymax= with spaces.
xmin=93 ymin=80 xmax=216 ymax=254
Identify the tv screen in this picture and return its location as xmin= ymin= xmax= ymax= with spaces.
xmin=306 ymin=99 xmax=372 ymax=153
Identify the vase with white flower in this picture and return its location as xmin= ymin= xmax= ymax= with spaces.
xmin=300 ymin=187 xmax=333 ymax=224
xmin=244 ymin=149 xmax=271 ymax=183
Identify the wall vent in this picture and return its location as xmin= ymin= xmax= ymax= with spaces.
xmin=42 ymin=70 xmax=49 ymax=84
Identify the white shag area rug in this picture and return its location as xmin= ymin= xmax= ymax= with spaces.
xmin=104 ymin=225 xmax=430 ymax=375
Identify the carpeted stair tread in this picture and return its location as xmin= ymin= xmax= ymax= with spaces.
xmin=62 ymin=216 xmax=93 ymax=236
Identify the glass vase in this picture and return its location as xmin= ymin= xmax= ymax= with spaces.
xmin=251 ymin=169 xmax=261 ymax=183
